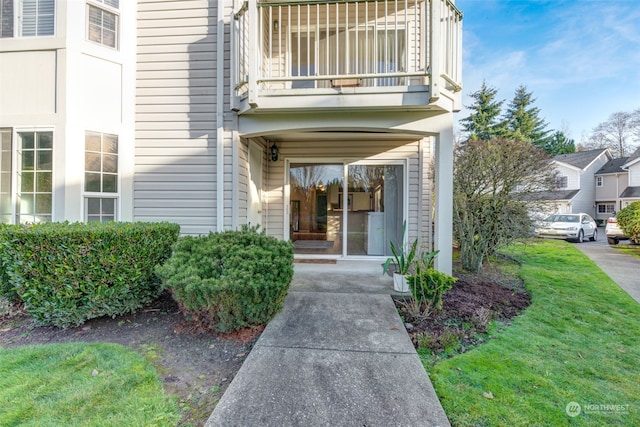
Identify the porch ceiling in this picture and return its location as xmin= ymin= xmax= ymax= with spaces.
xmin=264 ymin=131 xmax=420 ymax=143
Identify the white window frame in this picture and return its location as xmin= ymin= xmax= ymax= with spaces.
xmin=83 ymin=131 xmax=119 ymax=223
xmin=84 ymin=196 xmax=118 ymax=223
xmin=15 ymin=128 xmax=55 ymax=224
xmin=283 ymin=157 xmax=408 ymax=259
xmin=0 ymin=128 xmax=12 ymax=224
xmin=0 ymin=0 xmax=55 ymax=38
xmin=597 ymin=204 xmax=615 ymax=214
xmin=86 ymin=0 xmax=119 ymax=49
xmin=557 ymin=175 xmax=568 ymax=189
xmin=596 ymin=176 xmax=603 ymax=187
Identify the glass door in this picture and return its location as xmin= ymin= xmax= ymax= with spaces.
xmin=346 ymin=164 xmax=404 ymax=256
xmin=289 ymin=163 xmax=343 ymax=255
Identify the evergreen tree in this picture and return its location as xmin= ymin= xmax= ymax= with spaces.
xmin=544 ymin=131 xmax=576 ymax=156
xmin=502 ymin=85 xmax=552 ymax=148
xmin=459 ymin=81 xmax=505 ymax=142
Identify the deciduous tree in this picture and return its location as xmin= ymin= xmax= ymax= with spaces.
xmin=585 ymin=111 xmax=639 ymax=157
xmin=453 ymin=138 xmax=557 ymax=273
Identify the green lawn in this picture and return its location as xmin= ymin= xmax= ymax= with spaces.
xmin=0 ymin=342 xmax=180 ymax=427
xmin=612 ymin=244 xmax=640 ymax=260
xmin=428 ymin=240 xmax=640 ymax=426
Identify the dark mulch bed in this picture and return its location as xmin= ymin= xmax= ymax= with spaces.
xmin=395 ymin=269 xmax=531 ymax=356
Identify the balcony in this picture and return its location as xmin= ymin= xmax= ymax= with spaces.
xmin=232 ymin=0 xmax=462 ymax=114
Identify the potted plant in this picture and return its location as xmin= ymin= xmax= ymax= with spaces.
xmin=382 ymin=221 xmax=418 ymax=292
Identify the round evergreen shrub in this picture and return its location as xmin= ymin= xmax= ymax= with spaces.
xmin=617 ymin=201 xmax=640 ymax=244
xmin=156 ymin=227 xmax=294 ymax=333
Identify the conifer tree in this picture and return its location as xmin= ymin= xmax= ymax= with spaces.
xmin=459 ymin=81 xmax=505 ymax=142
xmin=502 ymin=85 xmax=552 ymax=148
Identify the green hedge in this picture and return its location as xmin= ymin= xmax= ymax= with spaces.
xmin=0 ymin=224 xmax=14 ymax=301
xmin=156 ymin=227 xmax=294 ymax=333
xmin=0 ymin=222 xmax=180 ymax=327
xmin=617 ymin=201 xmax=640 ymax=244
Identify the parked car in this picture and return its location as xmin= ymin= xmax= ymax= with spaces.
xmin=605 ymin=215 xmax=629 ymax=245
xmin=534 ymin=213 xmax=598 ymax=243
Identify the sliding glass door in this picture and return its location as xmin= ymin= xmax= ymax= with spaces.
xmin=289 ymin=163 xmax=343 ymax=255
xmin=289 ymin=161 xmax=404 ymax=257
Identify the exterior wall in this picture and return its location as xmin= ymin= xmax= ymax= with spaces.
xmin=629 ymin=162 xmax=640 ymax=187
xmin=575 ymin=154 xmax=610 ymax=216
xmin=135 ymin=0 xmax=234 ymax=235
xmin=0 ymin=0 xmax=135 ymax=224
xmin=263 ymin=138 xmax=430 ymax=248
xmin=595 ymin=172 xmax=628 ymax=217
xmin=554 ymin=164 xmax=580 ymax=190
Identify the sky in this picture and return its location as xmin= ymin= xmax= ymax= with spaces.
xmin=454 ymin=0 xmax=640 ymax=143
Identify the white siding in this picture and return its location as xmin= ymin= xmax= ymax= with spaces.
xmin=629 ymin=163 xmax=640 ymax=187
xmin=135 ymin=0 xmax=222 ymax=235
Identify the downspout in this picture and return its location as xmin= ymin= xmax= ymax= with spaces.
xmin=216 ymin=0 xmax=225 ymax=231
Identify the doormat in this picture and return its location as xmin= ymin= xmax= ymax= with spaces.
xmin=294 ymin=259 xmax=337 ymax=264
xmin=293 ymin=240 xmax=334 ymax=249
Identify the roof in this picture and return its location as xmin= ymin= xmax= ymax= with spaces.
xmin=622 ymin=146 xmax=640 ymax=168
xmin=553 ymin=149 xmax=609 ymax=170
xmin=595 ymin=157 xmax=629 ymax=175
xmin=523 ymin=189 xmax=580 ymax=202
xmin=620 ymin=186 xmax=640 ymax=198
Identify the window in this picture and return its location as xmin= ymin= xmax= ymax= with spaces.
xmin=0 ymin=0 xmax=13 ymax=38
xmin=85 ymin=131 xmax=118 ymax=222
xmin=17 ymin=131 xmax=53 ymax=224
xmin=0 ymin=0 xmax=55 ymax=38
xmin=0 ymin=128 xmax=12 ymax=223
xmin=85 ymin=197 xmax=116 ymax=222
xmin=556 ymin=175 xmax=568 ymax=189
xmin=598 ymin=204 xmax=615 ymax=214
xmin=596 ymin=176 xmax=603 ymax=187
xmin=87 ymin=1 xmax=118 ymax=49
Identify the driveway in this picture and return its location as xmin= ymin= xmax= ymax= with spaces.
xmin=573 ymin=228 xmax=640 ymax=304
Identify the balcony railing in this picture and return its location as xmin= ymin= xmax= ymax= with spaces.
xmin=232 ymin=0 xmax=462 ymax=108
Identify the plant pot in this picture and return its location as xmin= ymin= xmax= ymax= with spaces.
xmin=393 ymin=273 xmax=410 ymax=293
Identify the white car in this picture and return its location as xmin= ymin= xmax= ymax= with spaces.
xmin=605 ymin=215 xmax=629 ymax=245
xmin=534 ymin=213 xmax=598 ymax=243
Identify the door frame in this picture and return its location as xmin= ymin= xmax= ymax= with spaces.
xmin=284 ymin=157 xmax=408 ymax=259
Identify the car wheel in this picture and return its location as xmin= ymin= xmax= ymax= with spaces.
xmin=589 ymin=229 xmax=597 ymax=242
xmin=607 ymin=237 xmax=619 ymax=245
xmin=576 ymin=230 xmax=584 ymax=243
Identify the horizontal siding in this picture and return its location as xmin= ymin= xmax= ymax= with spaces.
xmin=135 ymin=0 xmax=220 ymax=235
xmin=264 ymin=139 xmax=424 ymax=241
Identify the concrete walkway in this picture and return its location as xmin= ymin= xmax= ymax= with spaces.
xmin=206 ymin=262 xmax=451 ymax=426
xmin=574 ymin=240 xmax=640 ymax=304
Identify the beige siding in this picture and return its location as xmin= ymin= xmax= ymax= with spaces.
xmin=135 ymin=0 xmax=222 ymax=235
xmin=264 ymin=138 xmax=432 ymax=245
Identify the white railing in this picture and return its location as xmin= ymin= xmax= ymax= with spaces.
xmin=233 ymin=0 xmax=462 ymax=100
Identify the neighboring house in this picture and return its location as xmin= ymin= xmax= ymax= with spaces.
xmin=594 ymin=157 xmax=629 ymax=222
xmin=0 ymin=0 xmax=462 ymax=273
xmin=535 ymin=149 xmax=612 ymax=217
xmin=620 ymin=147 xmax=640 ymax=208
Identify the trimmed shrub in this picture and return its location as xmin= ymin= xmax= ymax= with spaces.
xmin=403 ymin=268 xmax=457 ymax=320
xmin=156 ymin=226 xmax=294 ymax=333
xmin=617 ymin=201 xmax=640 ymax=244
xmin=0 ymin=224 xmax=17 ymax=301
xmin=0 ymin=221 xmax=180 ymax=327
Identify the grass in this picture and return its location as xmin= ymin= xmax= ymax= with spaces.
xmin=428 ymin=240 xmax=640 ymax=426
xmin=0 ymin=342 xmax=180 ymax=427
xmin=612 ymin=244 xmax=640 ymax=260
